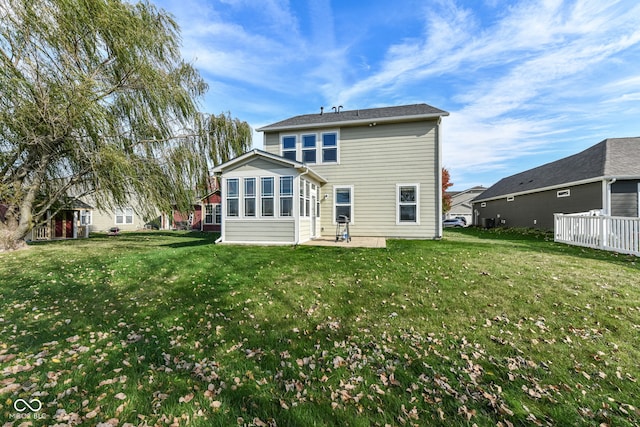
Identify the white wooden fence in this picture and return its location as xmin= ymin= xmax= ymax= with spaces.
xmin=554 ymin=213 xmax=640 ymax=256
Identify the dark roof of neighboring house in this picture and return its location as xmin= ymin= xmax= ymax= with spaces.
xmin=475 ymin=137 xmax=640 ymax=202
xmin=257 ymin=103 xmax=449 ymax=131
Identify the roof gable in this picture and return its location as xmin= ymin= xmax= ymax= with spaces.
xmin=475 ymin=137 xmax=640 ymax=201
xmin=257 ymin=103 xmax=449 ymax=132
xmin=211 ymin=149 xmax=327 ymax=184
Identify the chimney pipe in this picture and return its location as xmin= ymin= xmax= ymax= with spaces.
xmin=320 ymin=106 xmax=324 ymax=115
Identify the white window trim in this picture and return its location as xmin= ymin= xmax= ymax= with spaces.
xmin=557 ymin=189 xmax=571 ymax=198
xmin=204 ymin=203 xmax=221 ymax=225
xmin=333 ymin=185 xmax=354 ymax=224
xmin=281 ymin=135 xmax=298 ymax=161
xmin=244 ymin=177 xmax=257 ymax=217
xmin=260 ymin=176 xmax=275 ymax=217
xmin=226 ymin=178 xmax=240 ymax=217
xmin=115 ymin=207 xmax=134 ymax=225
xmin=80 ymin=210 xmax=92 ymax=225
xmin=279 ymin=130 xmax=340 ymax=164
xmin=301 ymin=133 xmax=318 ymax=164
xmin=321 ymin=130 xmax=340 ymax=164
xmin=396 ymin=183 xmax=420 ymax=225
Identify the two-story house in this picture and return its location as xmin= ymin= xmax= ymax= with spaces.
xmin=212 ymin=104 xmax=449 ymax=244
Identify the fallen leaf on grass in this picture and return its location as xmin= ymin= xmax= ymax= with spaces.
xmin=179 ymin=393 xmax=194 ymax=403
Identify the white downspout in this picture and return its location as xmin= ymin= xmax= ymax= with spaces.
xmin=297 ymin=167 xmax=311 ymax=244
xmin=605 ymin=178 xmax=617 ymax=215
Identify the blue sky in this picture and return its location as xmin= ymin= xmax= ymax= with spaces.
xmin=154 ymin=0 xmax=640 ymax=190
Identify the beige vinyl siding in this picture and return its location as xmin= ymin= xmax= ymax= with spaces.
xmin=219 ymin=154 xmax=325 ymax=244
xmin=81 ymin=192 xmax=153 ymax=232
xmin=265 ymin=120 xmax=440 ymax=238
xmin=228 ymin=158 xmax=296 ymax=180
xmin=224 ymin=219 xmax=295 ymax=243
xmin=299 ymin=217 xmax=310 ymax=241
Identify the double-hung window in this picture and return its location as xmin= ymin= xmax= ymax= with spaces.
xmin=115 ymin=207 xmax=134 ymax=225
xmin=282 ymin=136 xmax=296 ymax=161
xmin=226 ymin=179 xmax=239 ymax=217
xmin=397 ymin=184 xmax=419 ymax=224
xmin=322 ymin=132 xmax=338 ymax=163
xmin=204 ymin=204 xmax=214 ymax=224
xmin=244 ymin=178 xmax=256 ymax=217
xmin=215 ymin=204 xmax=222 ymax=224
xmin=261 ymin=177 xmax=274 ymax=216
xmin=334 ymin=186 xmax=353 ymax=222
xmin=80 ymin=210 xmax=92 ymax=225
xmin=280 ymin=176 xmax=293 ymax=216
xmin=205 ymin=204 xmax=221 ymax=225
xmin=304 ymin=180 xmax=311 ymax=217
xmin=302 ymin=134 xmax=317 ymax=163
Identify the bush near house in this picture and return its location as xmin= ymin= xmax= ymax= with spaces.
xmin=0 ymin=230 xmax=638 ymax=426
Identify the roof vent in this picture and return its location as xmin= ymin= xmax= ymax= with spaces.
xmin=332 ymin=105 xmax=343 ymax=113
xmin=320 ymin=106 xmax=324 ymax=115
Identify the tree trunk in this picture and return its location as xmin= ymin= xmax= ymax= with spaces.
xmin=0 ymin=210 xmax=29 ymax=251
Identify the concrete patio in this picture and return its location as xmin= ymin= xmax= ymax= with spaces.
xmin=301 ymin=236 xmax=387 ymax=248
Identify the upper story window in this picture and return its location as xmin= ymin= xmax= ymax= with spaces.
xmin=302 ymin=134 xmax=317 ymax=163
xmin=322 ymin=132 xmax=338 ymax=163
xmin=280 ymin=131 xmax=338 ymax=164
xmin=282 ymin=136 xmax=296 ymax=161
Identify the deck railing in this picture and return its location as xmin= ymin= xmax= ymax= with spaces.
xmin=33 ymin=226 xmax=50 ymax=241
xmin=554 ymin=213 xmax=640 ymax=256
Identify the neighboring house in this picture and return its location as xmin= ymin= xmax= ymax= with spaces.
xmin=24 ymin=199 xmax=93 ymax=241
xmin=445 ymin=186 xmax=486 ymax=224
xmin=169 ymin=190 xmax=222 ymax=232
xmin=472 ymin=137 xmax=640 ymax=230
xmin=212 ymin=103 xmax=449 ymax=244
xmin=86 ymin=195 xmax=156 ymax=233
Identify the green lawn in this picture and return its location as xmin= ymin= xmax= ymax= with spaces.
xmin=1 ymin=229 xmax=639 ymax=426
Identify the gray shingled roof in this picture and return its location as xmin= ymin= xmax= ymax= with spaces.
xmin=475 ymin=137 xmax=640 ymax=201
xmin=257 ymin=103 xmax=449 ymax=131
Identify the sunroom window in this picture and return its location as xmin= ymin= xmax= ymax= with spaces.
xmin=280 ymin=176 xmax=293 ymax=216
xmin=244 ymin=178 xmax=256 ymax=217
xmin=226 ymin=179 xmax=239 ymax=217
xmin=261 ymin=177 xmax=274 ymax=216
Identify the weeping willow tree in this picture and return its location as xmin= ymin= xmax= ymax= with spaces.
xmin=0 ymin=0 xmax=251 ymax=250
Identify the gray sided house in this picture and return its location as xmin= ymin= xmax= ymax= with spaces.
xmin=213 ymin=103 xmax=449 ymax=244
xmin=472 ymin=137 xmax=640 ymax=230
xmin=446 ymin=186 xmax=487 ymax=224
